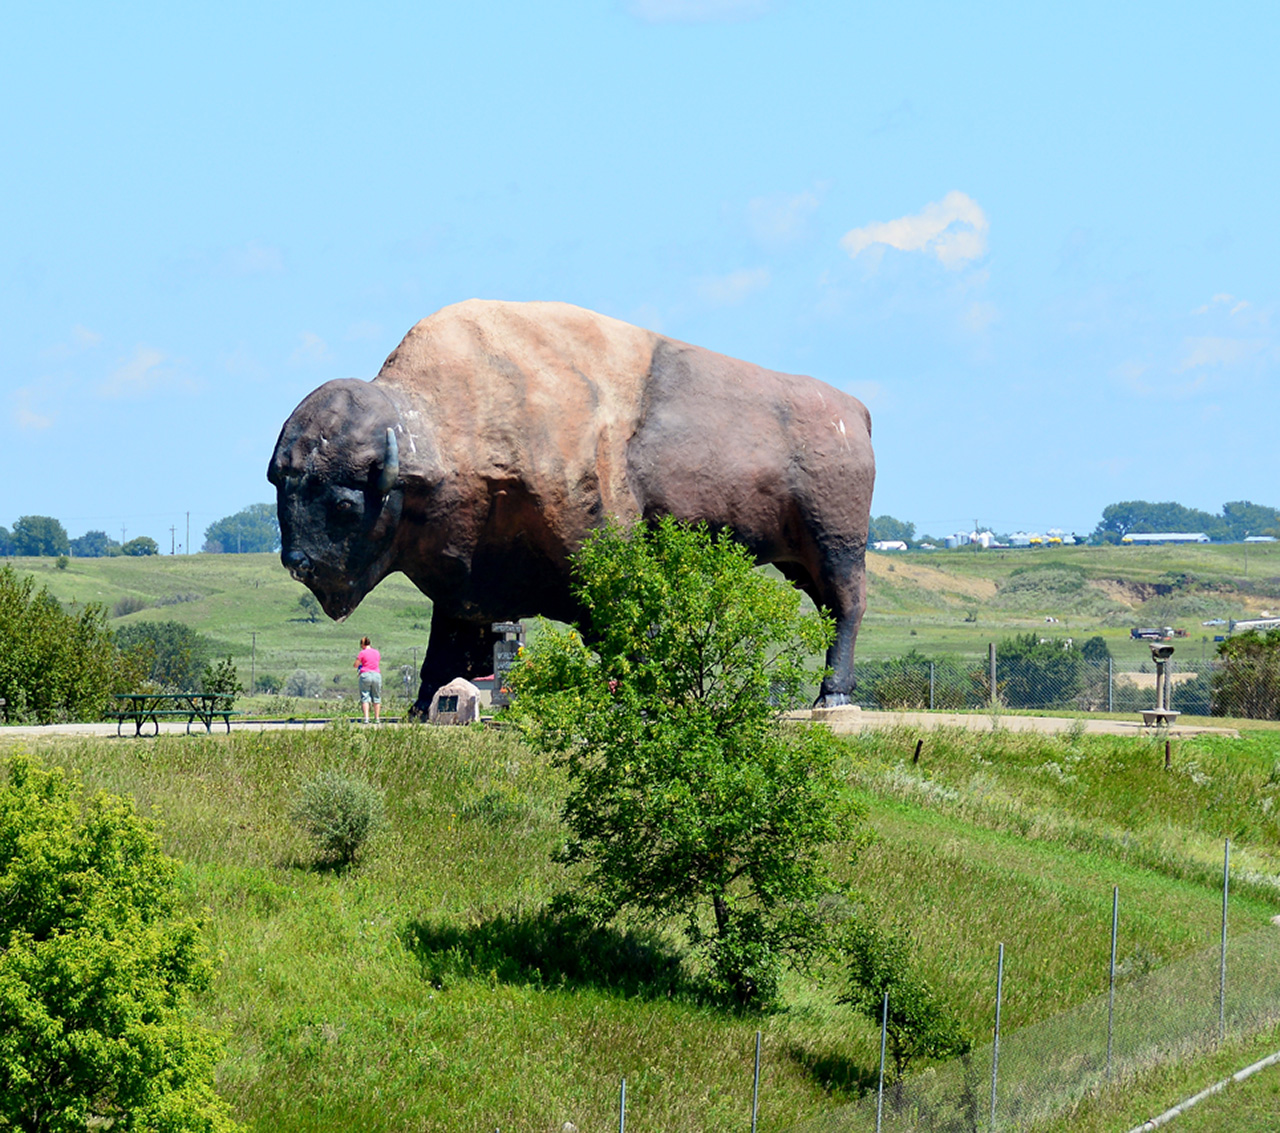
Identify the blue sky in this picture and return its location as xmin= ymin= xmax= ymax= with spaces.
xmin=4 ymin=0 xmax=1277 ymax=549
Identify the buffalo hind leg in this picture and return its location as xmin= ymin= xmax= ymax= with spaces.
xmin=813 ymin=551 xmax=867 ymax=709
xmin=413 ymin=611 xmax=494 ymax=717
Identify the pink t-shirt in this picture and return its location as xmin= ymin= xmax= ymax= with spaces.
xmin=357 ymin=647 xmax=381 ymax=674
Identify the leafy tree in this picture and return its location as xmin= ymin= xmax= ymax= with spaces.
xmin=0 ymin=756 xmax=242 ymax=1133
xmin=509 ymin=517 xmax=862 ymax=1006
xmin=298 ymin=593 xmax=321 ymax=623
xmin=858 ymin=650 xmax=977 ymax=710
xmin=840 ymin=917 xmax=971 ymax=1083
xmin=114 ymin=620 xmax=213 ymax=691
xmin=0 ymin=525 xmax=15 ymax=556
xmin=11 ymin=515 xmax=70 ymax=557
xmin=869 ymin=515 xmax=916 ymax=545
xmin=68 ymin=529 xmax=120 ymax=557
xmin=996 ymin=633 xmax=1084 ymax=709
xmin=0 ymin=565 xmax=141 ymax=724
xmin=1211 ymin=629 xmax=1280 ymax=720
xmin=1093 ymin=501 xmax=1226 ymax=542
xmin=121 ymin=535 xmax=159 ymax=556
xmin=203 ymin=503 xmax=280 ymax=554
xmin=199 ymin=656 xmax=244 ymax=701
xmin=1220 ymin=500 xmax=1280 ymax=541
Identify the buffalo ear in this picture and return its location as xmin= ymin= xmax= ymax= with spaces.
xmin=377 ymin=428 xmax=400 ymax=494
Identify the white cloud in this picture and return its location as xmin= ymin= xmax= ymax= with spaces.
xmin=99 ymin=346 xmax=195 ymax=398
xmin=225 ymin=241 xmax=284 ymax=275
xmin=627 ymin=0 xmax=772 ymax=23
xmin=41 ymin=324 xmax=103 ymax=361
xmin=289 ymin=332 xmax=332 ymax=366
xmin=695 ymin=267 xmax=770 ymax=306
xmin=840 ymin=191 xmax=989 ymax=270
xmin=11 ymin=387 xmax=55 ymax=430
xmin=1175 ymin=336 xmax=1268 ymax=373
xmin=746 ymin=187 xmax=823 ymax=248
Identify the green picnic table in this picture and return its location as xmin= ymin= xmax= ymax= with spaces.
xmin=108 ymin=692 xmax=241 ymax=736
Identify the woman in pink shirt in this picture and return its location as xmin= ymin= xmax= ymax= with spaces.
xmin=354 ymin=636 xmax=382 ymax=724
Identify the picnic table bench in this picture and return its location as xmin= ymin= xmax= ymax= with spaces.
xmin=108 ymin=693 xmax=241 ymax=736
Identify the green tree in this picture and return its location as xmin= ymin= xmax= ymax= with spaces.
xmin=11 ymin=516 xmax=70 ymax=557
xmin=0 ymin=756 xmax=242 ymax=1133
xmin=121 ymin=535 xmax=159 ymax=556
xmin=509 ymin=518 xmax=861 ymax=1006
xmin=114 ymin=620 xmax=213 ymax=691
xmin=869 ymin=515 xmax=916 ymax=545
xmin=298 ymin=593 xmax=321 ymax=623
xmin=203 ymin=504 xmax=280 ymax=554
xmin=0 ymin=566 xmax=140 ymax=724
xmin=1211 ymin=629 xmax=1280 ymax=720
xmin=1092 ymin=501 xmax=1226 ymax=542
xmin=199 ymin=656 xmax=244 ymax=701
xmin=1220 ymin=500 xmax=1280 ymax=541
xmin=840 ymin=917 xmax=971 ymax=1083
xmin=996 ymin=632 xmax=1084 ymax=709
xmin=68 ymin=529 xmax=120 ymax=557
xmin=0 ymin=525 xmax=15 ymax=556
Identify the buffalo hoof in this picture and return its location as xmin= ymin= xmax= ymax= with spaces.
xmin=813 ymin=691 xmax=851 ymax=709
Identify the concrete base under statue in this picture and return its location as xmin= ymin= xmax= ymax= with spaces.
xmin=810 ymin=704 xmax=863 ymax=726
xmin=1142 ymin=709 xmax=1181 ymax=727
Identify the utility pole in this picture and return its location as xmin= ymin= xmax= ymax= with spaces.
xmin=169 ymin=526 xmax=176 ymax=555
xmin=121 ymin=524 xmax=127 ymax=546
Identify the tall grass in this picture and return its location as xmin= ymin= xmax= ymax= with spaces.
xmin=3 ymin=722 xmax=1278 ymax=1131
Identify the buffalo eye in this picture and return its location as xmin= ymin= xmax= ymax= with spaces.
xmin=328 ymin=486 xmax=366 ymax=523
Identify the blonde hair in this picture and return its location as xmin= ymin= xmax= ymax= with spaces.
xmin=360 ymin=636 xmax=371 ymax=648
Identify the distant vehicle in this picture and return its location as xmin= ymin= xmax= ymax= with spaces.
xmin=1202 ymin=618 xmax=1228 ymax=627
xmin=1131 ymin=627 xmax=1173 ymax=641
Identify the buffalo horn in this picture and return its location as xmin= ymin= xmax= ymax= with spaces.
xmin=378 ymin=427 xmax=400 ymax=494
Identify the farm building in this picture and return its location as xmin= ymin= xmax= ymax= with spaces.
xmin=1120 ymin=532 xmax=1210 ymax=544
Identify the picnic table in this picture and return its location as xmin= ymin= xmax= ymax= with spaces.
xmin=108 ymin=693 xmax=240 ymax=737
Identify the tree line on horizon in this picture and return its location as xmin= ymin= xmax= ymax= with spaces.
xmin=870 ymin=499 xmax=1280 ymax=548
xmin=0 ymin=504 xmax=280 ymax=558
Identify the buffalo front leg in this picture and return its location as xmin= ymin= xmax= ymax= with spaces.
xmin=413 ymin=611 xmax=495 ymax=717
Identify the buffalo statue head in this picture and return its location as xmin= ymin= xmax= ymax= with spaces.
xmin=268 ymin=379 xmax=406 ymax=621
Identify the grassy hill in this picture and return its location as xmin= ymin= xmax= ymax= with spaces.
xmin=9 ymin=539 xmax=1280 ymax=700
xmin=5 ymin=719 xmax=1279 ymax=1131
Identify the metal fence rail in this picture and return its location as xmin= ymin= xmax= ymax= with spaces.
xmin=792 ymin=920 xmax=1280 ymax=1132
xmin=850 ymin=654 xmax=1245 ymax=719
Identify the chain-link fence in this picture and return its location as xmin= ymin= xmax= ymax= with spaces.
xmin=793 ymin=913 xmax=1280 ymax=1132
xmin=851 ymin=654 xmax=1236 ymax=719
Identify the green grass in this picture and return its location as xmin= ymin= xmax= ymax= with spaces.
xmin=4 ymin=717 xmax=1280 ymax=1131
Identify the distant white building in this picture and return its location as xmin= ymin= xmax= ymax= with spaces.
xmin=1244 ymin=535 xmax=1276 ymax=543
xmin=872 ymin=540 xmax=908 ymax=551
xmin=1120 ymin=533 xmax=1210 ymax=544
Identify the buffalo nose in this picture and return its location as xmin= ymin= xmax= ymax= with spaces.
xmin=284 ymin=550 xmax=313 ymax=579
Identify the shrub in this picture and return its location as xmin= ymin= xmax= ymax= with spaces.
xmin=290 ymin=770 xmax=386 ymax=865
xmin=285 ymin=668 xmax=324 ymax=698
xmin=0 ymin=565 xmax=140 ymax=723
xmin=114 ymin=620 xmax=213 ymax=691
xmin=0 ymin=755 xmax=242 ymax=1132
xmin=112 ymin=594 xmax=149 ymax=618
xmin=200 ymin=655 xmax=245 ymax=701
xmin=1212 ymin=628 xmax=1280 ymax=719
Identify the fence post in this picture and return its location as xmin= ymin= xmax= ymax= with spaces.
xmin=875 ymin=993 xmax=889 ymax=1133
xmin=1107 ymin=656 xmax=1113 ymax=713
xmin=619 ymin=1077 xmax=626 ymax=1133
xmin=1107 ymin=886 xmax=1118 ymax=1079
xmin=929 ymin=661 xmax=935 ymax=711
xmin=989 ymin=644 xmax=997 ymax=708
xmin=751 ymin=1031 xmax=761 ymax=1133
xmin=1220 ymin=839 xmax=1230 ymax=1043
xmin=990 ymin=943 xmax=1004 ymax=1131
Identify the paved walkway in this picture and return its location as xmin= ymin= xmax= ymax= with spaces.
xmin=1 ymin=711 xmax=1239 ymax=741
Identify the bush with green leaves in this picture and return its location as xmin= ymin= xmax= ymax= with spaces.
xmin=114 ymin=619 xmax=214 ymax=691
xmin=0 ymin=565 xmax=141 ymax=723
xmin=200 ymin=655 xmax=245 ymax=701
xmin=203 ymin=503 xmax=280 ymax=554
xmin=509 ymin=517 xmax=862 ymax=1006
xmin=1212 ymin=628 xmax=1280 ymax=719
xmin=290 ymin=770 xmax=386 ymax=865
xmin=11 ymin=515 xmax=69 ymax=557
xmin=840 ymin=917 xmax=971 ymax=1082
xmin=0 ymin=755 xmax=242 ymax=1132
xmin=285 ymin=668 xmax=324 ymax=698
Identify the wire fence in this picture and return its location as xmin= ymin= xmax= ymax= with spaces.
xmin=849 ymin=654 xmax=1254 ymax=719
xmin=792 ymin=870 xmax=1280 ymax=1131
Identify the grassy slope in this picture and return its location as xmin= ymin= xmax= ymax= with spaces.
xmin=14 ymin=541 xmax=1280 ymax=694
xmin=5 ymin=719 xmax=1279 ymax=1132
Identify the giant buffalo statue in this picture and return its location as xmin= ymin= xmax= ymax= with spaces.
xmin=268 ymin=300 xmax=874 ymax=712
